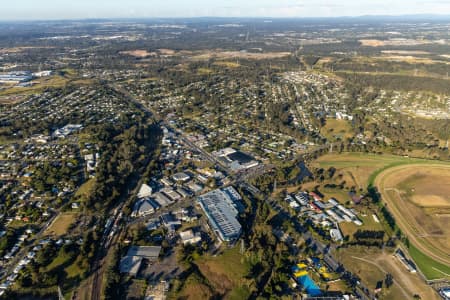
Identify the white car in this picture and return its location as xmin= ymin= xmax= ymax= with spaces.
xmin=27 ymin=251 xmax=36 ymax=259
xmin=13 ymin=265 xmax=24 ymax=274
xmin=7 ymin=273 xmax=17 ymax=282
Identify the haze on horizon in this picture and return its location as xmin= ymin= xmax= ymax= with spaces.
xmin=1 ymin=0 xmax=450 ymax=21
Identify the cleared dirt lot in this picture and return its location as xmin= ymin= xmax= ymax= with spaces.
xmin=375 ymin=164 xmax=450 ymax=272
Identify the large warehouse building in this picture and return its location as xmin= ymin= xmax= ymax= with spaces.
xmin=197 ymin=187 xmax=242 ymax=242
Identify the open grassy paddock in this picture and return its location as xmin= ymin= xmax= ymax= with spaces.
xmin=320 ymin=119 xmax=354 ymax=141
xmin=44 ymin=212 xmax=77 ymax=236
xmin=314 ymin=152 xmax=444 ymax=188
xmin=335 ymin=246 xmax=439 ymax=300
xmin=196 ymin=247 xmax=252 ymax=299
xmin=172 ymin=247 xmax=252 ymax=300
xmin=74 ymin=178 xmax=96 ymax=201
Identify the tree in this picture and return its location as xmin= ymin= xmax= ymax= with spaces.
xmin=384 ymin=273 xmax=394 ymax=288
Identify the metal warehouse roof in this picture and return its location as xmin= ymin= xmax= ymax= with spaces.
xmin=126 ymin=246 xmax=162 ymax=260
xmin=197 ymin=188 xmax=242 ymax=242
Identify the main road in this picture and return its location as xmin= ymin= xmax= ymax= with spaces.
xmin=111 ymin=85 xmax=375 ymax=300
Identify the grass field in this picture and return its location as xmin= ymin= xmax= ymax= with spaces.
xmin=374 ymin=164 xmax=450 ymax=279
xmin=197 ymin=247 xmax=252 ymax=298
xmin=177 ymin=273 xmax=215 ymax=300
xmin=197 ymin=67 xmax=214 ymax=75
xmin=339 ymin=213 xmax=384 ymax=240
xmin=44 ymin=213 xmax=77 ymax=236
xmin=174 ymin=247 xmax=252 ymax=299
xmin=45 ymin=250 xmax=72 ymax=271
xmin=75 ymin=178 xmax=96 ymax=201
xmin=315 ymin=152 xmax=440 ymax=189
xmin=45 ymin=248 xmax=83 ymax=278
xmin=335 ymin=246 xmax=439 ymax=300
xmin=408 ymin=244 xmax=450 ymax=280
xmin=320 ymin=119 xmax=354 ymax=141
xmin=213 ymin=61 xmax=241 ymax=68
xmin=64 ymin=257 xmax=84 ymax=278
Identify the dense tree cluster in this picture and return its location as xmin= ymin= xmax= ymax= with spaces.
xmin=86 ymin=121 xmax=161 ymax=211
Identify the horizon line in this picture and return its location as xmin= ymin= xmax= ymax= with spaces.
xmin=1 ymin=13 xmax=450 ymax=23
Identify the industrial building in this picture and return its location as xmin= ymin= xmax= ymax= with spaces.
xmin=197 ymin=187 xmax=242 ymax=242
xmin=119 ymin=255 xmax=143 ymax=277
xmin=127 ymin=246 xmax=161 ymax=260
xmin=119 ymin=246 xmax=161 ymax=277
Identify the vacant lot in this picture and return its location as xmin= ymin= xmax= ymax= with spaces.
xmin=375 ymin=164 xmax=450 ymax=278
xmin=44 ymin=213 xmax=77 ymax=236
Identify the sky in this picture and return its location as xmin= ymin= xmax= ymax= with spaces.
xmin=1 ymin=0 xmax=450 ymax=20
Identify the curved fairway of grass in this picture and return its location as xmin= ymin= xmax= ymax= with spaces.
xmin=367 ymin=158 xmax=446 ymax=187
xmin=408 ymin=244 xmax=450 ymax=280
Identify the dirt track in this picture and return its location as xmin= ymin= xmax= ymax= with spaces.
xmin=374 ymin=164 xmax=450 ymax=267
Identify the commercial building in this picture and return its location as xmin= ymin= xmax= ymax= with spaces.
xmin=197 ymin=187 xmax=242 ymax=242
xmin=212 ymin=148 xmax=259 ymax=171
xmin=179 ymin=229 xmax=202 ymax=245
xmin=172 ymin=172 xmax=190 ymax=182
xmin=131 ymin=200 xmax=155 ymax=217
xmin=137 ymin=183 xmax=153 ymax=199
